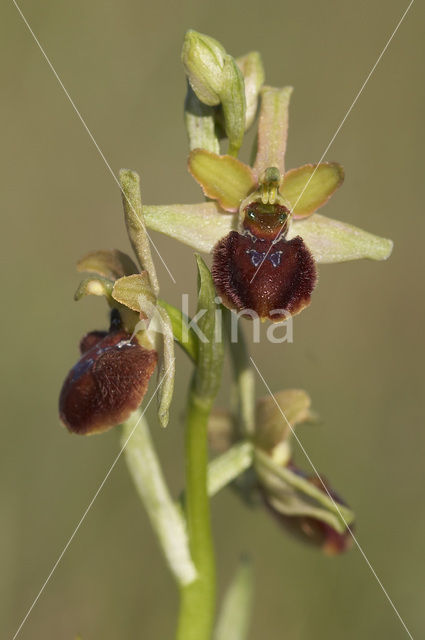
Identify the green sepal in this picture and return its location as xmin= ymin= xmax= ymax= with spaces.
xmin=254 ymin=86 xmax=292 ymax=177
xmin=289 ymin=213 xmax=394 ymax=263
xmin=143 ymin=202 xmax=235 ymax=253
xmin=236 ymin=51 xmax=265 ymax=130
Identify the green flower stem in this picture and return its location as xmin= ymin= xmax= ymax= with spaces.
xmin=177 ymin=257 xmax=223 ymax=640
xmin=177 ymin=389 xmax=216 ymax=640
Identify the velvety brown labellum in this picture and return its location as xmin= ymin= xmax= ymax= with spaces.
xmin=212 ymin=231 xmax=316 ymax=321
xmin=59 ymin=330 xmax=157 ymax=435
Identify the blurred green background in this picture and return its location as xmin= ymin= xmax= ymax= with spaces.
xmin=1 ymin=0 xmax=424 ymax=638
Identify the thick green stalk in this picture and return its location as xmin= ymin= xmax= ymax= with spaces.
xmin=177 ymin=389 xmax=215 ymax=640
xmin=177 ymin=257 xmax=223 ymax=640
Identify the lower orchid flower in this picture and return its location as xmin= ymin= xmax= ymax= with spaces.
xmin=59 ymin=171 xmax=176 ymax=434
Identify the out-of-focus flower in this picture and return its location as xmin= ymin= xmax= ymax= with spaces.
xmin=262 ymin=466 xmax=353 ymax=555
xmin=209 ymin=388 xmax=354 ymax=554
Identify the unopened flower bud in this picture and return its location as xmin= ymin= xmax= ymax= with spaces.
xmin=182 ymin=30 xmax=246 ymax=155
xmin=182 ymin=30 xmax=226 ymax=106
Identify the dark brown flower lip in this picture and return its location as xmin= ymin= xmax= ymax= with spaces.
xmin=59 ymin=327 xmax=157 ymax=436
xmin=212 ymin=230 xmax=316 ymax=321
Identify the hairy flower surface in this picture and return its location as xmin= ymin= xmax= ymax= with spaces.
xmin=60 ymin=314 xmax=157 ymax=435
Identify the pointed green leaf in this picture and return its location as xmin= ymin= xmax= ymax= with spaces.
xmin=111 ymin=273 xmax=155 ymax=312
xmin=281 ymin=162 xmax=344 ymax=216
xmin=289 ymin=213 xmax=393 ymax=263
xmin=119 ymin=169 xmax=159 ymax=296
xmin=236 ymin=51 xmax=265 ymax=130
xmin=189 ymin=150 xmax=256 ymax=212
xmin=77 ymin=249 xmax=138 ymax=279
xmin=214 ymin=556 xmax=254 ymax=640
xmin=254 ymin=85 xmax=293 ymax=177
xmin=74 ymin=275 xmax=113 ymax=301
xmin=143 ymin=202 xmax=235 ymax=253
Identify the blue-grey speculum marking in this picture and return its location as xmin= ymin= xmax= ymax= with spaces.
xmin=269 ymin=251 xmax=283 ymax=267
xmin=246 ymin=249 xmax=265 ymax=267
xmin=246 ymin=249 xmax=283 ymax=268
